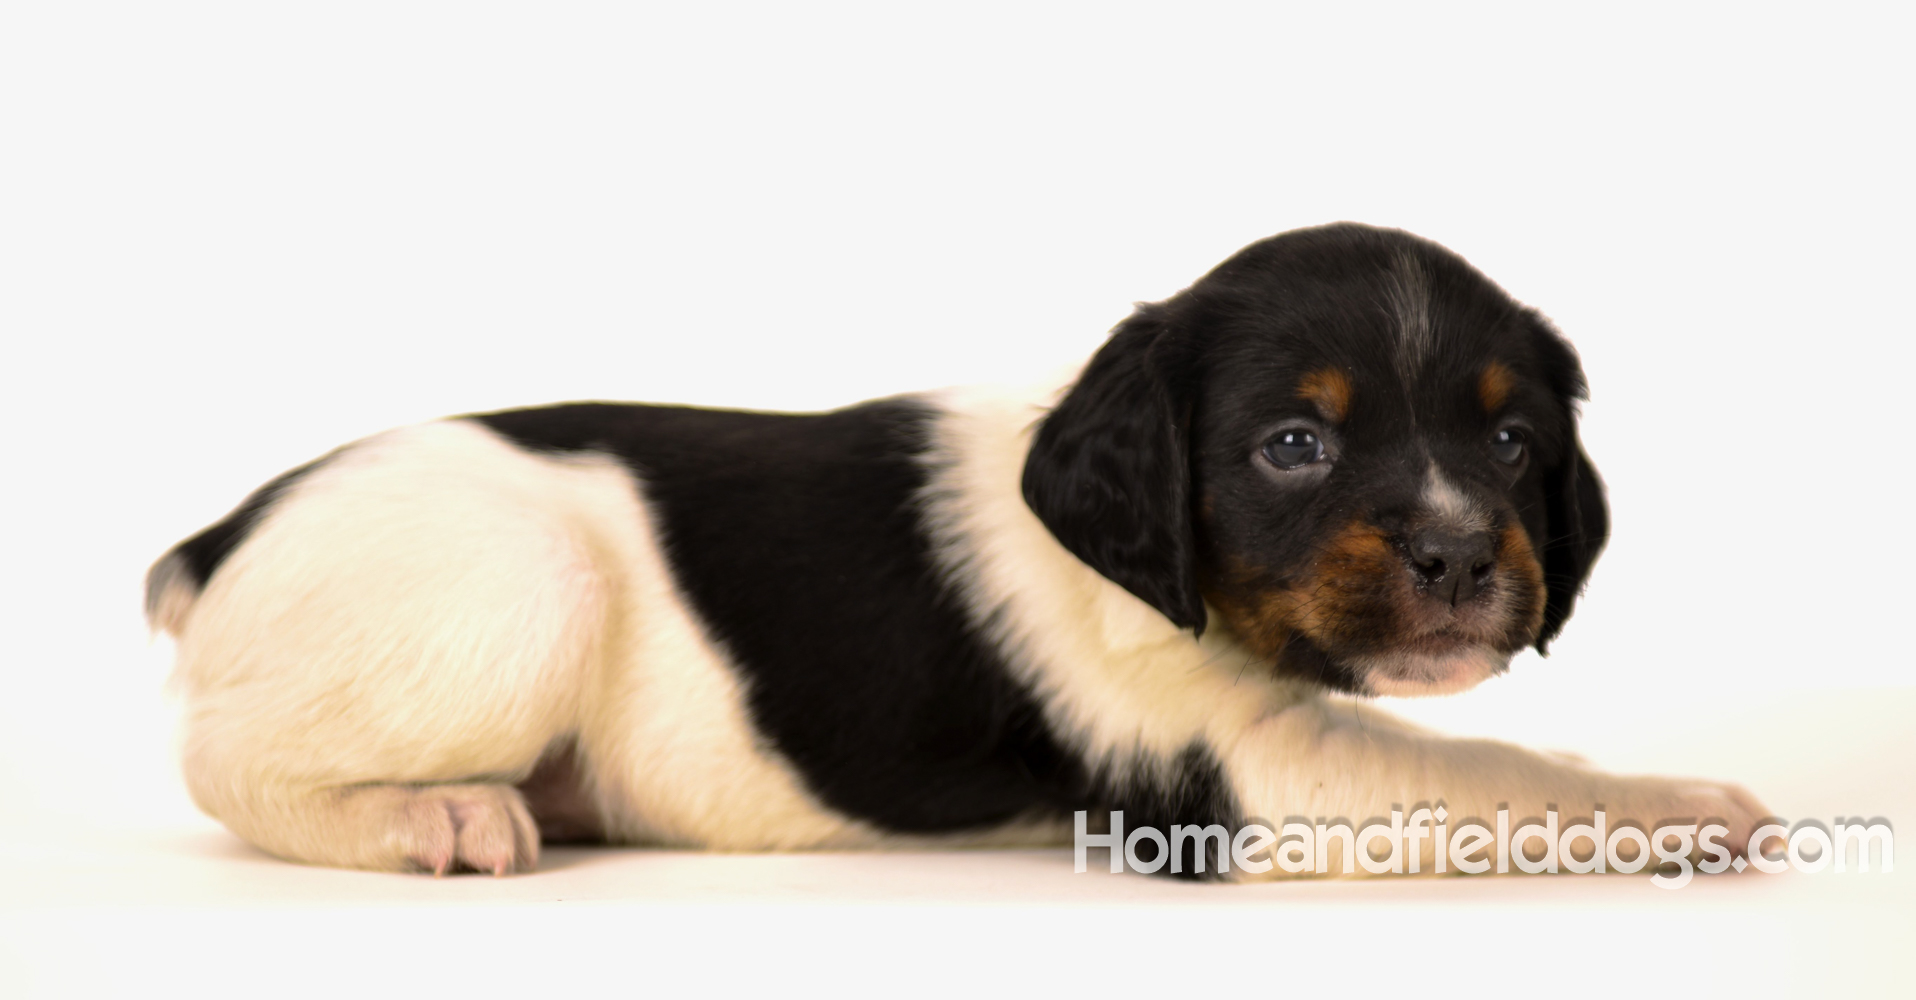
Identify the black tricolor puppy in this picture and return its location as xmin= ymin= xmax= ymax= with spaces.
xmin=148 ymin=223 xmax=1763 ymax=879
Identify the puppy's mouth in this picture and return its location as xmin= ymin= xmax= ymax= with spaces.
xmin=1346 ymin=643 xmax=1513 ymax=697
xmin=1274 ymin=633 xmax=1513 ymax=697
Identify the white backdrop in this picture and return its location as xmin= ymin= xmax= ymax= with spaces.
xmin=2 ymin=3 xmax=1912 ymax=993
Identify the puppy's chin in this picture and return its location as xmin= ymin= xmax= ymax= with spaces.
xmin=1351 ymin=646 xmax=1512 ymax=697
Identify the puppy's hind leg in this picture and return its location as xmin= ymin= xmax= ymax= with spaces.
xmin=168 ymin=424 xmax=611 ymax=874
xmin=277 ymin=782 xmax=541 ymax=876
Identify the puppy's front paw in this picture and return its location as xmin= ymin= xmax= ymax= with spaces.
xmin=1620 ymin=778 xmax=1775 ymax=864
xmin=381 ymin=784 xmax=540 ymax=876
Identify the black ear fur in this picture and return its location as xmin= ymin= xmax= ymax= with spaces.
xmin=1532 ymin=319 xmax=1609 ymax=653
xmin=1022 ymin=308 xmax=1207 ymax=634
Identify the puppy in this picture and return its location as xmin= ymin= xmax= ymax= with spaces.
xmin=147 ymin=223 xmax=1765 ymax=878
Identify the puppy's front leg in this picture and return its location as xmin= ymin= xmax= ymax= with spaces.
xmin=1220 ymin=694 xmax=1769 ymax=878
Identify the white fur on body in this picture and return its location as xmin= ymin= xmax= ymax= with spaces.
xmin=167 ymin=421 xmax=881 ymax=873
xmin=157 ymin=386 xmax=1761 ymax=877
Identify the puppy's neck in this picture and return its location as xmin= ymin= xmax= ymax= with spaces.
xmin=918 ymin=382 xmax=1298 ymax=766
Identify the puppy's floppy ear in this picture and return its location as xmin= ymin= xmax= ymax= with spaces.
xmin=1530 ymin=316 xmax=1609 ymax=653
xmin=1022 ymin=306 xmax=1207 ymax=634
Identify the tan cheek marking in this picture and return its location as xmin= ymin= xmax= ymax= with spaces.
xmin=1282 ymin=522 xmax=1397 ymax=637
xmin=1497 ymin=523 xmax=1547 ymax=634
xmin=1203 ymin=556 xmax=1292 ymax=661
xmin=1297 ymin=367 xmax=1353 ymax=423
xmin=1209 ymin=521 xmax=1399 ymax=659
xmin=1478 ymin=360 xmax=1516 ymax=413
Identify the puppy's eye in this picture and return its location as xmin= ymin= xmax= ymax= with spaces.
xmin=1262 ymin=430 xmax=1324 ymax=469
xmin=1491 ymin=427 xmax=1526 ymax=465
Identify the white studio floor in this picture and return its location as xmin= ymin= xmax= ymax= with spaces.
xmin=4 ymin=688 xmax=1909 ymax=998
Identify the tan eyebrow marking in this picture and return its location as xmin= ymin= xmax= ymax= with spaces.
xmin=1478 ymin=360 xmax=1516 ymax=412
xmin=1297 ymin=367 xmax=1353 ymax=423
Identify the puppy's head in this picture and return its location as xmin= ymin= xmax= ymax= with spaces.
xmin=1023 ymin=223 xmax=1607 ymax=697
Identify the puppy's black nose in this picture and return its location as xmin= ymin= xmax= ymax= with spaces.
xmin=1407 ymin=530 xmax=1497 ymax=606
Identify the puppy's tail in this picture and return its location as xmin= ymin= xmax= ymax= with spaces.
xmin=141 ymin=449 xmax=342 ymax=639
xmin=145 ymin=549 xmax=200 ymax=637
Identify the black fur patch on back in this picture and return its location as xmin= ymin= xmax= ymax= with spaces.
xmin=475 ymin=399 xmax=1240 ymax=865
